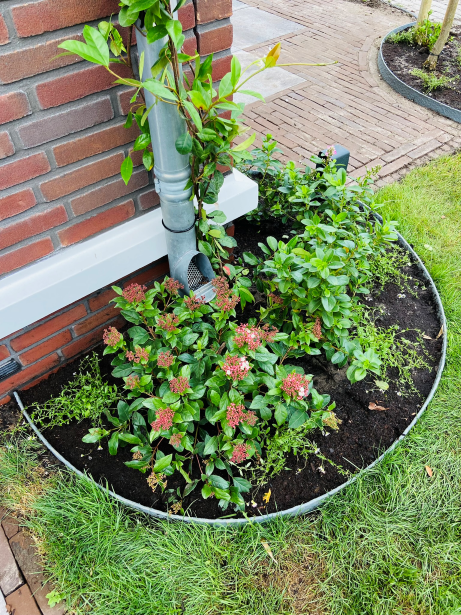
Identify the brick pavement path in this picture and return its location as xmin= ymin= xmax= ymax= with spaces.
xmin=0 ymin=508 xmax=65 ymax=615
xmin=239 ymin=0 xmax=461 ymax=186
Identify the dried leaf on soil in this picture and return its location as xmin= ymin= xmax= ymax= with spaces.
xmin=436 ymin=326 xmax=444 ymax=339
xmin=369 ymin=402 xmax=389 ymax=411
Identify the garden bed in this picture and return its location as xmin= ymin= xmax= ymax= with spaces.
xmin=382 ymin=25 xmax=461 ymax=111
xmin=14 ymin=215 xmax=443 ymax=521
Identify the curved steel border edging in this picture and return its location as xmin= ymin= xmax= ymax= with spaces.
xmin=13 ymin=228 xmax=447 ymax=527
xmin=378 ymin=22 xmax=461 ymax=124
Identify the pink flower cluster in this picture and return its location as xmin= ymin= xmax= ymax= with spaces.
xmin=281 ymin=373 xmax=311 ymax=400
xmin=164 ymin=278 xmax=184 ymax=295
xmin=170 ymin=376 xmax=189 ymax=394
xmin=222 ymin=355 xmax=251 ymax=381
xmin=184 ymin=295 xmax=206 ymax=311
xmin=122 ymin=283 xmax=147 ymax=303
xmin=269 ymin=292 xmax=284 ymax=306
xmin=126 ymin=375 xmax=140 ymax=390
xmin=157 ymin=351 xmax=174 ymax=368
xmin=234 ymin=324 xmax=262 ymax=350
xmin=326 ymin=145 xmax=337 ymax=157
xmin=169 ymin=432 xmax=183 ymax=447
xmin=230 ymin=443 xmax=249 ymax=464
xmin=313 ymin=317 xmax=322 ymax=340
xmin=212 ymin=277 xmax=239 ymax=312
xmin=151 ymin=406 xmax=175 ymax=432
xmin=103 ymin=327 xmax=122 ymax=347
xmin=157 ymin=313 xmax=180 ymax=332
xmin=260 ymin=324 xmax=278 ymax=343
xmin=233 ymin=323 xmax=279 ymax=349
xmin=226 ymin=403 xmax=257 ymax=428
xmin=126 ymin=346 xmax=149 ymax=363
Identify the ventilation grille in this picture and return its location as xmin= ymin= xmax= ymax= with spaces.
xmin=187 ymin=256 xmax=208 ymax=291
xmin=0 ymin=358 xmax=21 ymax=382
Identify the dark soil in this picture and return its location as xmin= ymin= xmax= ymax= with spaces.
xmin=383 ymin=27 xmax=461 ymax=111
xmin=344 ymin=0 xmax=408 ymax=13
xmin=13 ymin=217 xmax=443 ymax=520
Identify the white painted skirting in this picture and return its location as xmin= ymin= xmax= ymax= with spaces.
xmin=0 ymin=170 xmax=258 ymax=339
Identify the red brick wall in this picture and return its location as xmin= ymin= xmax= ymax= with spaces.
xmin=0 ymin=0 xmax=233 ymax=404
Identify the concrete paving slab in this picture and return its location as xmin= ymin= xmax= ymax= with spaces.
xmin=231 ymin=5 xmax=304 ymax=51
xmin=232 ymin=0 xmax=249 ymax=10
xmin=233 ymin=50 xmax=305 ymax=104
xmin=0 ymin=590 xmax=8 ymax=615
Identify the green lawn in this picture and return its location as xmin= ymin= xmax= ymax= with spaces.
xmin=1 ymin=154 xmax=461 ymax=615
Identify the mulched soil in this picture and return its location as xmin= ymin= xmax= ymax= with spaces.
xmin=344 ymin=0 xmax=408 ymax=13
xmin=382 ymin=27 xmax=461 ymax=110
xmin=12 ymin=216 xmax=443 ymax=520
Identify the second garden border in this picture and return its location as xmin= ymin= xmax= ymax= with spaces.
xmin=378 ymin=22 xmax=461 ymax=124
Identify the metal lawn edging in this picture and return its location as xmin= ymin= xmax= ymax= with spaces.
xmin=13 ymin=227 xmax=447 ymax=526
xmin=378 ymin=22 xmax=461 ymax=124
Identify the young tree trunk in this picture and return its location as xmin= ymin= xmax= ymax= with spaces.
xmin=424 ymin=0 xmax=460 ymax=70
xmin=417 ymin=0 xmax=433 ymax=24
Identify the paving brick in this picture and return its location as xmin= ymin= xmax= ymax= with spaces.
xmin=9 ymin=531 xmax=66 ymax=615
xmin=62 ymin=317 xmax=125 ymax=359
xmin=0 ymin=190 xmax=37 ymax=223
xmin=0 ymin=354 xmax=60 ymax=398
xmin=4 ymin=585 xmax=40 ymax=615
xmin=196 ymin=23 xmax=233 ymax=55
xmin=0 ymin=238 xmax=54 ymax=277
xmin=407 ymin=138 xmax=442 ymax=159
xmin=0 ymin=396 xmax=12 ymax=407
xmin=0 ymin=527 xmax=23 ymax=597
xmin=0 ymin=133 xmax=14 ymax=159
xmin=0 ymin=15 xmax=9 ymax=45
xmin=11 ymin=0 xmax=120 ymax=38
xmin=379 ymin=155 xmax=412 ymax=177
xmin=36 ymin=63 xmax=132 ymax=110
xmin=0 ymin=153 xmax=50 ymax=191
xmin=54 ymin=120 xmax=139 ymax=167
xmin=70 ymin=169 xmax=148 ymax=216
xmin=381 ymin=142 xmax=419 ymax=163
xmin=58 ymin=200 xmax=135 ymax=246
xmin=195 ymin=0 xmax=232 ymax=23
xmin=138 ymin=187 xmax=160 ymax=210
xmin=18 ymin=98 xmax=114 ymax=149
xmin=11 ymin=305 xmax=87 ymax=352
xmin=19 ymin=330 xmax=72 ymax=366
xmin=0 ymin=92 xmax=30 ymax=125
xmin=0 ymin=509 xmax=20 ymax=540
xmin=0 ymin=33 xmax=85 ymax=84
xmin=0 ymin=206 xmax=68 ymax=250
xmin=40 ymin=152 xmax=124 ymax=202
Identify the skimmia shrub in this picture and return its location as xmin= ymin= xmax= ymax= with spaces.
xmin=85 ymin=277 xmax=336 ymax=511
xmin=242 ymin=145 xmax=398 ymax=383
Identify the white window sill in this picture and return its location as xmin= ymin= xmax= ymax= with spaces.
xmin=0 ymin=170 xmax=258 ymax=340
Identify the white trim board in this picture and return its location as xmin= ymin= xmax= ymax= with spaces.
xmin=0 ymin=170 xmax=258 ymax=340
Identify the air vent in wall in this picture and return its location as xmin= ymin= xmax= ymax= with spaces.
xmin=0 ymin=358 xmax=21 ymax=382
